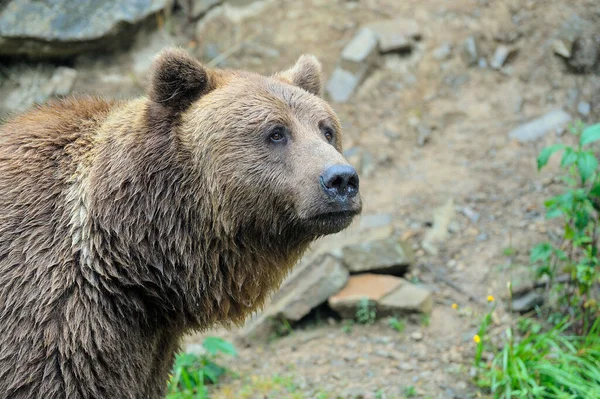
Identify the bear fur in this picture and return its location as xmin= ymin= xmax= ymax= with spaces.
xmin=0 ymin=48 xmax=361 ymax=399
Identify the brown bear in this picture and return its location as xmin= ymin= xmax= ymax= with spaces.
xmin=0 ymin=48 xmax=361 ymax=398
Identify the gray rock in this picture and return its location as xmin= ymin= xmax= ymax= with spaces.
xmin=578 ymin=101 xmax=591 ymax=116
xmin=490 ymin=45 xmax=516 ymax=70
xmin=341 ymin=27 xmax=379 ymax=71
xmin=461 ymin=36 xmax=479 ymax=66
xmin=553 ymin=14 xmax=600 ymax=73
xmin=341 ymin=237 xmax=414 ymax=275
xmin=433 ymin=43 xmax=452 ymax=60
xmin=178 ymin=0 xmax=221 ymax=19
xmin=326 ymin=67 xmax=363 ymax=103
xmin=569 ymin=36 xmax=600 ymax=73
xmin=508 ymin=110 xmax=572 ymax=143
xmin=0 ymin=0 xmax=171 ymax=58
xmin=239 ymin=255 xmax=349 ymax=339
xmin=367 ymin=18 xmax=421 ymax=53
xmin=511 ymin=291 xmax=544 ymax=313
xmin=379 ymin=283 xmax=433 ymax=315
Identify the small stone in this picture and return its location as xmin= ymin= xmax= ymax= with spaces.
xmin=461 ymin=207 xmax=480 ymax=223
xmin=490 ymin=45 xmax=516 ymax=70
xmin=341 ymin=27 xmax=379 ymax=71
xmin=578 ymin=101 xmax=591 ymax=116
xmin=433 ymin=43 xmax=452 ymax=60
xmin=512 ymin=291 xmax=544 ymax=313
xmin=553 ymin=39 xmax=572 ymax=58
xmin=399 ymin=362 xmax=414 ymax=371
xmin=416 ymin=124 xmax=431 ymax=147
xmin=478 ymin=57 xmax=488 ymax=69
xmin=461 ymin=36 xmax=479 ymax=66
xmin=341 ymin=237 xmax=414 ymax=275
xmin=367 ymin=18 xmax=421 ymax=53
xmin=410 ymin=331 xmax=423 ymax=341
xmin=326 ymin=67 xmax=362 ymax=103
xmin=508 ymin=109 xmax=572 ymax=143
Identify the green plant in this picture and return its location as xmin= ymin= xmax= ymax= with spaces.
xmin=356 ymin=297 xmax=377 ymax=325
xmin=475 ymin=317 xmax=600 ymax=398
xmin=342 ymin=319 xmax=354 ymax=334
xmin=167 ymin=337 xmax=237 ymax=399
xmin=535 ymin=121 xmax=600 ymax=326
xmin=388 ymin=317 xmax=406 ymax=333
xmin=403 ymin=385 xmax=416 ymax=397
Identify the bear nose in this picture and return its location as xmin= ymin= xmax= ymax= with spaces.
xmin=320 ymin=165 xmax=359 ymax=199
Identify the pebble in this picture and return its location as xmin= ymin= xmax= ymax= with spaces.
xmin=461 ymin=36 xmax=478 ymax=66
xmin=490 ymin=45 xmax=515 ymax=70
xmin=578 ymin=101 xmax=591 ymax=116
xmin=433 ymin=43 xmax=452 ymax=60
xmin=410 ymin=331 xmax=423 ymax=341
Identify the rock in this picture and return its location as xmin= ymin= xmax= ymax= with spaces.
xmin=422 ymin=198 xmax=455 ymax=255
xmin=43 ymin=67 xmax=78 ymax=98
xmin=366 ymin=18 xmax=421 ymax=53
xmin=326 ymin=27 xmax=378 ymax=103
xmin=379 ymin=283 xmax=433 ymax=314
xmin=340 ymin=27 xmax=379 ymax=71
xmin=578 ymin=101 xmax=591 ymax=116
xmin=511 ymin=291 xmax=544 ymax=313
xmin=490 ymin=45 xmax=516 ymax=70
xmin=433 ymin=43 xmax=452 ymax=60
xmin=508 ymin=109 xmax=572 ymax=143
xmin=410 ymin=331 xmax=423 ymax=341
xmin=461 ymin=207 xmax=480 ymax=223
xmin=222 ymin=0 xmax=271 ymax=23
xmin=0 ymin=0 xmax=171 ymax=58
xmin=329 ymin=274 xmax=431 ymax=319
xmin=416 ymin=124 xmax=432 ymax=147
xmin=239 ymin=255 xmax=348 ymax=339
xmin=326 ymin=68 xmax=361 ymax=103
xmin=461 ymin=36 xmax=479 ymax=66
xmin=553 ymin=14 xmax=600 ymax=73
xmin=177 ymin=0 xmax=221 ymax=19
xmin=341 ymin=237 xmax=414 ymax=275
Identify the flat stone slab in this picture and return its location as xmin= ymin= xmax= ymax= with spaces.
xmin=329 ymin=274 xmax=433 ymax=319
xmin=0 ymin=0 xmax=170 ymax=58
xmin=508 ymin=110 xmax=571 ymax=143
xmin=341 ymin=236 xmax=414 ymax=275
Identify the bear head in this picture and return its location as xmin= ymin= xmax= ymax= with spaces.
xmin=147 ymin=48 xmax=362 ymax=246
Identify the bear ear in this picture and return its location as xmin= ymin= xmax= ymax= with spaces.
xmin=276 ymin=54 xmax=323 ymax=96
xmin=148 ymin=48 xmax=213 ymax=112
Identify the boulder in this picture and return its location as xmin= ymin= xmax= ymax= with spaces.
xmin=341 ymin=236 xmax=414 ymax=275
xmin=0 ymin=0 xmax=171 ymax=59
xmin=366 ymin=18 xmax=421 ymax=53
xmin=239 ymin=255 xmax=349 ymax=339
xmin=328 ymin=274 xmax=433 ymax=319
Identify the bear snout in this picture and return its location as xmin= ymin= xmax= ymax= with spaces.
xmin=319 ymin=164 xmax=359 ymax=200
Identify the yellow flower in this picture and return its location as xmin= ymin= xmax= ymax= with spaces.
xmin=487 ymin=295 xmax=495 ymax=302
xmin=451 ymin=303 xmax=458 ymax=310
xmin=473 ymin=334 xmax=481 ymax=343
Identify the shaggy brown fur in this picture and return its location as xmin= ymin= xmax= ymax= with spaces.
xmin=0 ymin=48 xmax=361 ymax=398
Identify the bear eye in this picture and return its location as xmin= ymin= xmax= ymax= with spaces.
xmin=269 ymin=125 xmax=287 ymax=143
xmin=322 ymin=126 xmax=334 ymax=143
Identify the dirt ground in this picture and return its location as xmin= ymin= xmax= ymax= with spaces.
xmin=2 ymin=0 xmax=599 ymax=397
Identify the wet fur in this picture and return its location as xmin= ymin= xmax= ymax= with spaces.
xmin=0 ymin=49 xmax=355 ymax=398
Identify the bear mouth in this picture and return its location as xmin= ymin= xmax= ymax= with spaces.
xmin=302 ymin=209 xmax=360 ymax=235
